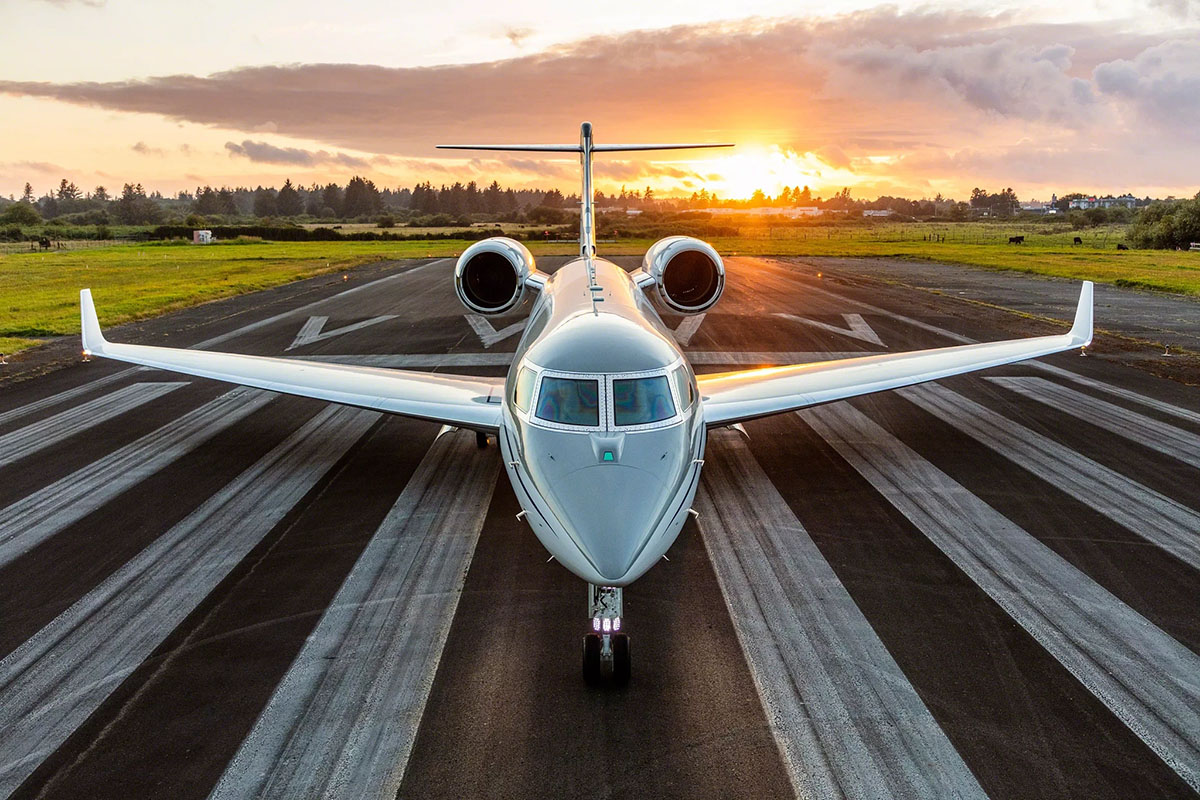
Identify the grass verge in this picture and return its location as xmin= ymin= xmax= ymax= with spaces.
xmin=1 ymin=235 xmax=1197 ymax=356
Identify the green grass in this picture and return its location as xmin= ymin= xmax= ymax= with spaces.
xmin=2 ymin=230 xmax=1197 ymax=357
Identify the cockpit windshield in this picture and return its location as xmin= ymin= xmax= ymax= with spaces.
xmin=612 ymin=376 xmax=676 ymax=426
xmin=535 ymin=376 xmax=600 ymax=426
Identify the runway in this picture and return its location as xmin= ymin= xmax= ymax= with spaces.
xmin=0 ymin=255 xmax=1197 ymax=799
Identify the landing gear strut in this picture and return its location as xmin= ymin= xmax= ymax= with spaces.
xmin=583 ymin=584 xmax=629 ymax=686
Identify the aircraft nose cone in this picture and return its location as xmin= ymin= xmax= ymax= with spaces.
xmin=551 ymin=464 xmax=664 ymax=581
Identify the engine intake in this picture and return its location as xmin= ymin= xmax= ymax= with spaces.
xmin=641 ymin=236 xmax=725 ymax=314
xmin=454 ymin=237 xmax=537 ymax=315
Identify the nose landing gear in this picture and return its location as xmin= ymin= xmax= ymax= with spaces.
xmin=583 ymin=584 xmax=629 ymax=686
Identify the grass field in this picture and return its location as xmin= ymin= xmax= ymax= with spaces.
xmin=1 ymin=228 xmax=1197 ymax=356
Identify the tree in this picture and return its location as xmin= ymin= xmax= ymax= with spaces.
xmin=321 ymin=183 xmax=344 ymax=217
xmin=1128 ymin=193 xmax=1200 ymax=249
xmin=0 ymin=202 xmax=41 ymax=225
xmin=57 ymin=179 xmax=81 ymax=200
xmin=115 ymin=183 xmax=162 ymax=224
xmin=276 ymin=179 xmax=303 ymax=216
xmin=215 ymin=187 xmax=238 ymax=215
xmin=21 ymin=183 xmax=33 ymax=204
xmin=93 ymin=186 xmax=110 ymax=202
xmin=252 ymin=186 xmax=278 ymax=217
xmin=343 ymin=176 xmax=380 ymax=218
xmin=305 ymin=184 xmax=325 ymax=217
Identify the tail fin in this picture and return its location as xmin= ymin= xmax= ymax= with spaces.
xmin=438 ymin=122 xmax=733 ymax=258
xmin=80 ymin=289 xmax=108 ymax=355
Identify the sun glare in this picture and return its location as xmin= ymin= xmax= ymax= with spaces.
xmin=634 ymin=145 xmax=862 ymax=201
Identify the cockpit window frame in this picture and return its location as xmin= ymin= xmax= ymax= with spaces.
xmin=516 ymin=358 xmax=688 ymax=434
xmin=527 ymin=368 xmax=609 ymax=432
xmin=604 ymin=365 xmax=686 ymax=432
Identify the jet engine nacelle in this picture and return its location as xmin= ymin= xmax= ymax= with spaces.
xmin=640 ymin=236 xmax=725 ymax=314
xmin=453 ymin=237 xmax=538 ymax=315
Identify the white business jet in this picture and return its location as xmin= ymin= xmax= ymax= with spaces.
xmin=80 ymin=122 xmax=1092 ymax=684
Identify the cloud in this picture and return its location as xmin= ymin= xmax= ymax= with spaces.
xmin=0 ymin=10 xmax=1197 ymax=195
xmin=224 ymin=140 xmax=369 ymax=168
xmin=1094 ymin=40 xmax=1200 ymax=137
xmin=9 ymin=160 xmax=67 ymax=173
xmin=131 ymin=141 xmax=166 ymax=156
xmin=1149 ymin=0 xmax=1200 ymax=19
xmin=504 ymin=27 xmax=533 ymax=46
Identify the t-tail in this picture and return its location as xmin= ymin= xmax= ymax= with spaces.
xmin=438 ymin=122 xmax=733 ymax=258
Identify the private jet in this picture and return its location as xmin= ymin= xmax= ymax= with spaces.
xmin=80 ymin=122 xmax=1093 ymax=685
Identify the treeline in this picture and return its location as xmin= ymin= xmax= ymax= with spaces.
xmin=1127 ymin=193 xmax=1200 ymax=249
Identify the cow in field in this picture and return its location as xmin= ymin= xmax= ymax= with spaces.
xmin=38 ymin=237 xmax=51 ymax=250
xmin=1008 ymin=235 xmax=1025 ymax=244
xmin=1073 ymin=236 xmax=1083 ymax=245
xmin=1117 ymin=243 xmax=1129 ymax=250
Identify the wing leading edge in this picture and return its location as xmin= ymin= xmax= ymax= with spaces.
xmin=80 ymin=290 xmax=505 ymax=432
xmin=698 ymin=281 xmax=1093 ymax=427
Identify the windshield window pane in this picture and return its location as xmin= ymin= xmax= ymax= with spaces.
xmin=672 ymin=366 xmax=692 ymax=410
xmin=613 ymin=376 xmax=676 ymax=426
xmin=513 ymin=366 xmax=536 ymax=411
xmin=535 ymin=377 xmax=599 ymax=426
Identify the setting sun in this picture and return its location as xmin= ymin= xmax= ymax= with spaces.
xmin=616 ymin=145 xmax=864 ymax=201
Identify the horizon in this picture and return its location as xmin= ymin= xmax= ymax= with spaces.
xmin=2 ymin=1 xmax=1198 ymax=201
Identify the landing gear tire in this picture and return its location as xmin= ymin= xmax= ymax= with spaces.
xmin=583 ymin=633 xmax=603 ymax=685
xmin=611 ymin=633 xmax=631 ymax=686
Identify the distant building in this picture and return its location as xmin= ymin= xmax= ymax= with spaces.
xmin=863 ymin=209 xmax=895 ymax=217
xmin=1069 ymin=194 xmax=1137 ymax=210
xmin=192 ymin=230 xmax=213 ymax=244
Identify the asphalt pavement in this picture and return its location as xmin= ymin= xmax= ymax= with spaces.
xmin=0 ymin=255 xmax=1197 ymax=799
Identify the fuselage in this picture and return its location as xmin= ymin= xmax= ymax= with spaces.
xmin=498 ymin=257 xmax=706 ymax=586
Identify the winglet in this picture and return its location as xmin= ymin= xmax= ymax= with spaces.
xmin=80 ymin=289 xmax=107 ymax=355
xmin=1069 ymin=281 xmax=1093 ymax=347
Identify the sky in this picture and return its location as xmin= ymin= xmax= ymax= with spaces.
xmin=1 ymin=0 xmax=1198 ymax=202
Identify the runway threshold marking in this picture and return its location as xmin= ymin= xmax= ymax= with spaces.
xmin=0 ymin=404 xmax=379 ymax=796
xmin=774 ymin=312 xmax=886 ymax=347
xmin=0 ymin=371 xmax=136 ymax=428
xmin=464 ymin=314 xmax=527 ymax=348
xmin=0 ymin=387 xmax=275 ymax=569
xmin=209 ymin=430 xmax=498 ymax=800
xmin=989 ymin=377 xmax=1200 ymax=469
xmin=695 ymin=430 xmax=987 ymax=800
xmin=897 ymin=383 xmax=1200 ymax=570
xmin=801 ymin=401 xmax=1200 ymax=792
xmin=194 ymin=259 xmax=445 ymax=350
xmin=672 ymin=312 xmax=706 ymax=346
xmin=0 ymin=382 xmax=186 ymax=468
xmin=1033 ymin=366 xmax=1200 ymax=425
xmin=285 ymin=315 xmax=399 ymax=351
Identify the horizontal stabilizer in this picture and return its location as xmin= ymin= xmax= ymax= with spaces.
xmin=593 ymin=143 xmax=734 ymax=152
xmin=436 ymin=143 xmax=734 ymax=153
xmin=436 ymin=144 xmax=583 ymax=152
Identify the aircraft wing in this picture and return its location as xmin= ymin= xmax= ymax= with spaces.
xmin=79 ymin=290 xmax=505 ymax=432
xmin=698 ymin=282 xmax=1093 ymax=427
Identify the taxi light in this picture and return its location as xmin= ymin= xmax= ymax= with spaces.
xmin=602 ymin=618 xmax=612 ymax=633
xmin=593 ymin=617 xmax=601 ymax=632
xmin=613 ymin=617 xmax=621 ymax=631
